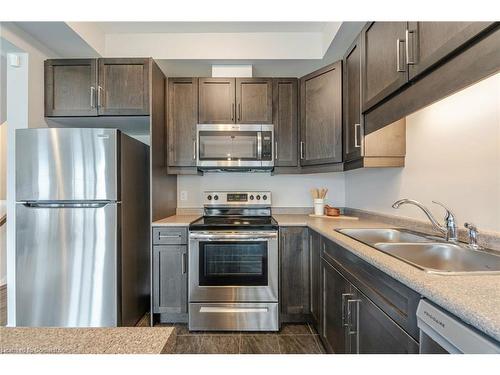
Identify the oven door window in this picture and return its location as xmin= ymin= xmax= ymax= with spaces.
xmin=199 ymin=241 xmax=268 ymax=286
xmin=198 ymin=131 xmax=258 ymax=161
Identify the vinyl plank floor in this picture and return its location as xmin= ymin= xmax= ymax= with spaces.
xmin=163 ymin=323 xmax=326 ymax=354
xmin=0 ymin=285 xmax=6 ymax=327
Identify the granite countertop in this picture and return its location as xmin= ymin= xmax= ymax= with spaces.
xmin=152 ymin=215 xmax=200 ymax=227
xmin=275 ymin=214 xmax=500 ymax=342
xmin=0 ymin=327 xmax=176 ymax=354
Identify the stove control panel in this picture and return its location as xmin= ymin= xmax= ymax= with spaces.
xmin=204 ymin=191 xmax=271 ymax=206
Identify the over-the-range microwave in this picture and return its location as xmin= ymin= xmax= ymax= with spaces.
xmin=196 ymin=124 xmax=274 ymax=171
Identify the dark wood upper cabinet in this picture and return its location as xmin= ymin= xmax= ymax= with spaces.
xmin=97 ymin=58 xmax=150 ymax=116
xmin=272 ymin=78 xmax=298 ymax=168
xmin=362 ymin=22 xmax=408 ymax=112
xmin=280 ymin=227 xmax=310 ymax=322
xmin=343 ymin=35 xmax=363 ymax=162
xmin=198 ymin=78 xmax=235 ymax=123
xmin=235 ymin=78 xmax=273 ymax=123
xmin=167 ymin=77 xmax=198 ymax=167
xmin=299 ymin=61 xmax=342 ymax=166
xmin=407 ymin=22 xmax=495 ymax=80
xmin=45 ymin=59 xmax=98 ymax=117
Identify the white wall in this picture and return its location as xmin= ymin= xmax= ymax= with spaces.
xmin=177 ymin=173 xmax=345 ymax=209
xmin=345 ymin=73 xmax=500 ymax=233
xmin=1 ymin=22 xmax=58 ymax=128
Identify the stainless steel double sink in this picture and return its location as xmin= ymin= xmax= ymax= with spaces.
xmin=337 ymin=228 xmax=500 ymax=275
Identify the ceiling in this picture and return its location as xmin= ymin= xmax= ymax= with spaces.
xmin=95 ymin=21 xmax=333 ymax=34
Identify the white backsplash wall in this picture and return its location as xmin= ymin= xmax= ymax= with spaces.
xmin=345 ymin=73 xmax=500 ymax=233
xmin=177 ymin=172 xmax=346 ymax=208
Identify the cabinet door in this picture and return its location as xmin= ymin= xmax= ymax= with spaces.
xmin=309 ymin=231 xmax=321 ymax=330
xmin=349 ymin=286 xmax=419 ymax=354
xmin=343 ymin=35 xmax=363 ymax=162
xmin=273 ymin=78 xmax=298 ymax=167
xmin=45 ymin=59 xmax=98 ymax=117
xmin=153 ymin=245 xmax=188 ymax=314
xmin=198 ymin=78 xmax=235 ymax=123
xmin=98 ymin=58 xmax=150 ymax=116
xmin=235 ymin=78 xmax=273 ymax=124
xmin=321 ymin=258 xmax=351 ymax=354
xmin=362 ymin=22 xmax=408 ymax=112
xmin=167 ymin=78 xmax=198 ymax=167
xmin=299 ymin=61 xmax=342 ymax=166
xmin=408 ymin=22 xmax=495 ymax=80
xmin=280 ymin=227 xmax=309 ymax=321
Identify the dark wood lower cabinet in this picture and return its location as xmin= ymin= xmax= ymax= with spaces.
xmin=309 ymin=231 xmax=321 ymax=330
xmin=320 ymin=257 xmax=350 ymax=353
xmin=352 ymin=286 xmax=420 ymax=354
xmin=153 ymin=244 xmax=188 ymax=322
xmin=280 ymin=227 xmax=310 ymax=322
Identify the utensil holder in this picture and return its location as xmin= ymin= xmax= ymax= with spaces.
xmin=313 ymin=199 xmax=325 ymax=216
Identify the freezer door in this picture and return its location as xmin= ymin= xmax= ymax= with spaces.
xmin=16 ymin=128 xmax=119 ymax=201
xmin=16 ymin=202 xmax=119 ymax=327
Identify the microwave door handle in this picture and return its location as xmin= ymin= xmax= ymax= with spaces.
xmin=257 ymin=132 xmax=262 ymax=160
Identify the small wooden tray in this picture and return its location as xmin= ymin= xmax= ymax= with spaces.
xmin=308 ymin=214 xmax=359 ymax=220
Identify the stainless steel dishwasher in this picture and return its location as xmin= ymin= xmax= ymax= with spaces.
xmin=417 ymin=299 xmax=500 ymax=353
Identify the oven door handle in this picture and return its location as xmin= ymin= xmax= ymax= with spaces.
xmin=189 ymin=232 xmax=277 ymax=240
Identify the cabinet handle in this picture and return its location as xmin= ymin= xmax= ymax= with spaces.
xmin=406 ymin=29 xmax=416 ymax=65
xmin=182 ymin=253 xmax=187 ymax=274
xmin=193 ymin=140 xmax=197 ymax=160
xmin=396 ymin=39 xmax=406 ymax=72
xmin=158 ymin=234 xmax=182 ymax=239
xmin=238 ymin=103 xmax=241 ymax=121
xmin=300 ymin=141 xmax=305 ymax=160
xmin=231 ymin=103 xmax=235 ymax=121
xmin=275 ymin=141 xmax=278 ymax=160
xmin=347 ymin=299 xmax=361 ymax=354
xmin=90 ymin=86 xmax=96 ymax=108
xmin=341 ymin=293 xmax=354 ymax=327
xmin=354 ymin=123 xmax=361 ymax=148
xmin=309 ymin=235 xmax=313 ymax=315
xmin=97 ymin=86 xmax=104 ymax=107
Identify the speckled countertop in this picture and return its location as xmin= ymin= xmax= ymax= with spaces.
xmin=152 ymin=215 xmax=200 ymax=227
xmin=275 ymin=214 xmax=500 ymax=342
xmin=0 ymin=327 xmax=176 ymax=354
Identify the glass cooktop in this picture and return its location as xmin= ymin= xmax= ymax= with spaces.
xmin=189 ymin=216 xmax=278 ymax=231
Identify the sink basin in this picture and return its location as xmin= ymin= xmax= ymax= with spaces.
xmin=337 ymin=228 xmax=500 ymax=275
xmin=375 ymin=243 xmax=500 ymax=274
xmin=338 ymin=228 xmax=433 ymax=245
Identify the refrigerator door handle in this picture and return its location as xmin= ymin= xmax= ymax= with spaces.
xmin=22 ymin=201 xmax=115 ymax=209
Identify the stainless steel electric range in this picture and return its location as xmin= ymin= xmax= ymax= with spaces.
xmin=188 ymin=191 xmax=279 ymax=331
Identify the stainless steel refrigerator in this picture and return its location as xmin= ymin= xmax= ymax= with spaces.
xmin=15 ymin=128 xmax=150 ymax=327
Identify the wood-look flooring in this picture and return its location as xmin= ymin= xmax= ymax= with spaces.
xmin=156 ymin=323 xmax=326 ymax=354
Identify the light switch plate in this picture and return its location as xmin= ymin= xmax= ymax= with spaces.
xmin=180 ymin=191 xmax=188 ymax=201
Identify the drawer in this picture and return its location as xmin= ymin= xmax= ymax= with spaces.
xmin=152 ymin=227 xmax=187 ymax=245
xmin=321 ymin=237 xmax=420 ymax=341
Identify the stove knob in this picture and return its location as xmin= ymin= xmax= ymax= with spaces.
xmin=263 ymin=195 xmax=268 ymax=200
xmin=214 ymin=195 xmax=219 ymax=201
xmin=207 ymin=195 xmax=212 ymax=201
xmin=250 ymin=195 xmax=254 ymax=200
xmin=256 ymin=195 xmax=261 ymax=200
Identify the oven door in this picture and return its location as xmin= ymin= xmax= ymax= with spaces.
xmin=196 ymin=124 xmax=273 ymax=168
xmin=189 ymin=231 xmax=278 ymax=302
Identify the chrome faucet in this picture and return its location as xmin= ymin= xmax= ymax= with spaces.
xmin=392 ymin=199 xmax=459 ymax=243
xmin=464 ymin=222 xmax=481 ymax=249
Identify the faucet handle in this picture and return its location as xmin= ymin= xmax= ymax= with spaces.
xmin=431 ymin=201 xmax=456 ymax=220
xmin=464 ymin=222 xmax=481 ymax=250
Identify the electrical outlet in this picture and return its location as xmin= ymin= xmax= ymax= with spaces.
xmin=180 ymin=191 xmax=188 ymax=201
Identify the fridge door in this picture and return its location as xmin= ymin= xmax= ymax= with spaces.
xmin=16 ymin=128 xmax=119 ymax=202
xmin=16 ymin=202 xmax=119 ymax=327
